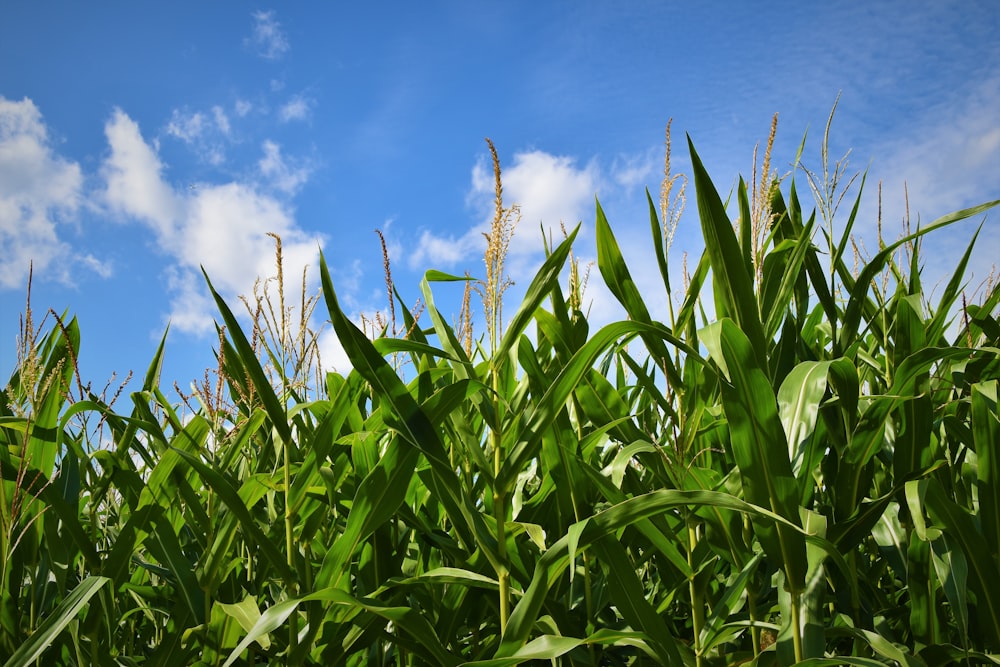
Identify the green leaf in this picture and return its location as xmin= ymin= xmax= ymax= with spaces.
xmin=930 ymin=533 xmax=969 ymax=646
xmin=760 ymin=216 xmax=816 ymax=340
xmin=320 ymin=251 xmax=498 ymax=570
xmin=778 ymin=360 xmax=838 ymax=478
xmin=924 ymin=479 xmax=1000 ymax=648
xmin=224 ymin=588 xmax=461 ymax=667
xmin=700 ymin=553 xmax=761 ymax=652
xmin=202 ymin=270 xmax=292 ymax=448
xmin=840 ymin=198 xmax=1000 ymax=350
xmin=496 ymin=225 xmax=579 ymax=362
xmin=590 ymin=536 xmax=686 ymax=665
xmin=25 ymin=315 xmax=78 ymax=478
xmin=218 ymin=596 xmax=270 ymax=650
xmin=502 ymin=489 xmax=841 ymax=657
xmin=3 ymin=576 xmax=109 ymax=667
xmin=500 ymin=319 xmax=702 ymax=490
xmin=973 ymin=381 xmax=1000 ymax=559
xmin=315 ymin=433 xmax=419 ymax=589
xmin=595 ymin=199 xmax=681 ymax=386
xmin=170 ymin=447 xmax=296 ymax=584
xmin=702 ymin=319 xmax=806 ymax=590
xmin=462 ymin=635 xmax=603 ymax=667
xmin=689 ymin=137 xmax=767 ymax=370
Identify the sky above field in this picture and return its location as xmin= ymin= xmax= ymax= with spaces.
xmin=1 ymin=2 xmax=999 ymax=397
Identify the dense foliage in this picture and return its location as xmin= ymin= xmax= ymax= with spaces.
xmin=2 ymin=121 xmax=999 ymax=666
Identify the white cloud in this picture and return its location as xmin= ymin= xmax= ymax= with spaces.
xmin=247 ymin=10 xmax=289 ymax=61
xmin=102 ymin=109 xmax=181 ymax=239
xmin=611 ymin=149 xmax=657 ymax=192
xmin=0 ymin=96 xmax=87 ymax=289
xmin=165 ymin=109 xmax=207 ymax=143
xmin=258 ymin=140 xmax=311 ymax=194
xmin=165 ymin=106 xmax=232 ymax=165
xmin=212 ymin=106 xmax=231 ymax=136
xmin=412 ymin=148 xmax=599 ymax=271
xmin=408 ymin=229 xmax=477 ymax=269
xmin=316 ymin=328 xmax=352 ymax=375
xmin=495 ymin=151 xmax=599 ymax=241
xmin=78 ymin=254 xmax=113 ymax=278
xmin=100 ymin=109 xmax=324 ymax=335
xmin=234 ymin=99 xmax=253 ymax=118
xmin=164 ymin=265 xmax=216 ymax=336
xmin=278 ymin=95 xmax=312 ymax=123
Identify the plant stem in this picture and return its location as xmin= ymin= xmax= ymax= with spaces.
xmin=687 ymin=514 xmax=704 ymax=667
xmin=748 ymin=585 xmax=761 ymax=657
xmin=494 ymin=443 xmax=510 ymax=633
xmin=790 ymin=588 xmax=804 ymax=664
xmin=284 ymin=431 xmax=297 ymax=659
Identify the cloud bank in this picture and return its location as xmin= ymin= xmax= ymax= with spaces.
xmin=100 ymin=108 xmax=323 ymax=335
xmin=0 ymin=97 xmax=109 ymax=289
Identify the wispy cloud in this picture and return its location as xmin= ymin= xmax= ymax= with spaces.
xmin=258 ymin=140 xmax=311 ymax=195
xmin=846 ymin=74 xmax=1000 ymax=291
xmin=212 ymin=106 xmax=231 ymax=136
xmin=611 ymin=149 xmax=657 ymax=193
xmin=165 ymin=109 xmax=207 ymax=143
xmin=408 ymin=229 xmax=475 ymax=269
xmin=278 ymin=94 xmax=312 ymax=123
xmin=234 ymin=99 xmax=253 ymax=118
xmin=247 ymin=10 xmax=290 ymax=61
xmin=100 ymin=109 xmax=323 ymax=335
xmin=165 ymin=105 xmax=232 ymax=165
xmin=0 ymin=96 xmax=99 ymax=289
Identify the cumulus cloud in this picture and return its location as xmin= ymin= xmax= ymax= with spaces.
xmin=411 ymin=148 xmax=599 ymax=270
xmin=316 ymin=328 xmax=352 ymax=375
xmin=489 ymin=151 xmax=598 ymax=241
xmin=100 ymin=109 xmax=322 ymax=335
xmin=102 ymin=109 xmax=180 ymax=238
xmin=163 ymin=265 xmax=217 ymax=335
xmin=0 ymin=96 xmax=90 ymax=289
xmin=247 ymin=10 xmax=289 ymax=61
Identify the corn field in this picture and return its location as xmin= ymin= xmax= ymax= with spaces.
xmin=2 ymin=118 xmax=999 ymax=666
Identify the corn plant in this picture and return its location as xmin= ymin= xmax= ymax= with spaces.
xmin=1 ymin=119 xmax=998 ymax=666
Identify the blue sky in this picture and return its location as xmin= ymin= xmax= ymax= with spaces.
xmin=2 ymin=2 xmax=998 ymax=396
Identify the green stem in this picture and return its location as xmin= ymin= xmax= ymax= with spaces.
xmin=742 ymin=514 xmax=763 ymax=657
xmin=582 ymin=551 xmax=596 ymax=663
xmin=492 ymin=372 xmax=510 ymax=634
xmin=790 ymin=588 xmax=804 ymax=664
xmin=204 ymin=489 xmax=213 ymax=628
xmin=687 ymin=515 xmax=705 ymax=667
xmin=849 ymin=549 xmax=863 ymax=657
xmin=748 ymin=585 xmax=761 ymax=657
xmin=495 ymin=482 xmax=510 ymax=634
xmin=284 ymin=432 xmax=297 ymax=660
